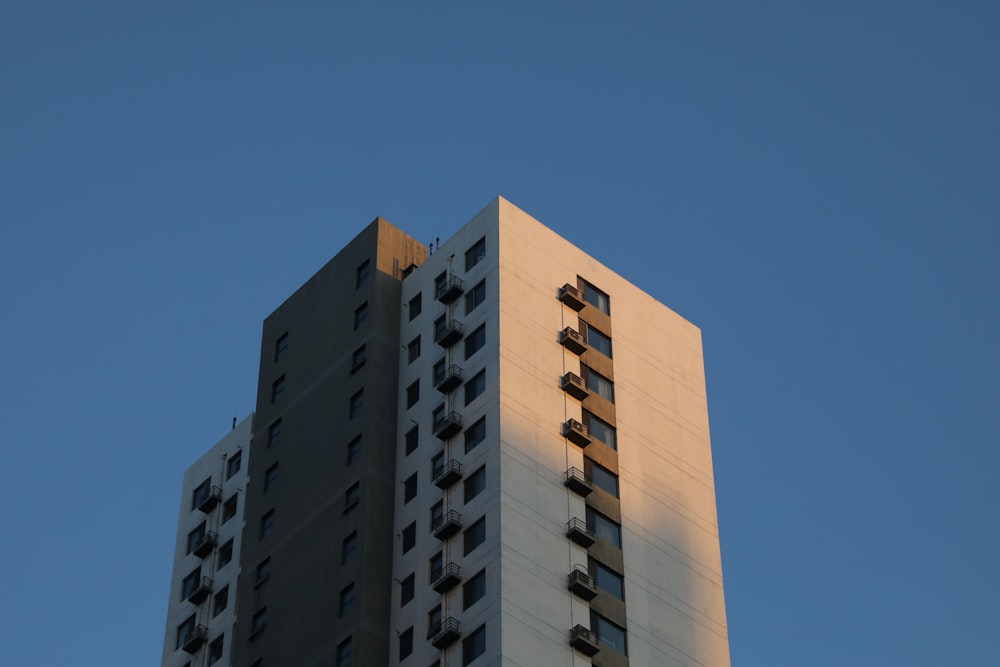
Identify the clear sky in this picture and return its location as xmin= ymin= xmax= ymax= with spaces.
xmin=1 ymin=2 xmax=997 ymax=665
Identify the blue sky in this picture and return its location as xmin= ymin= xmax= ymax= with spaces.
xmin=1 ymin=2 xmax=997 ymax=665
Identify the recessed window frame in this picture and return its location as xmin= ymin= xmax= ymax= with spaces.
xmin=407 ymin=336 xmax=421 ymax=364
xmin=464 ymin=324 xmax=486 ymax=360
xmin=465 ymin=236 xmax=486 ymax=271
xmin=464 ymin=465 xmax=486 ymax=503
xmin=268 ymin=419 xmax=282 ymax=447
xmin=406 ymin=380 xmax=420 ymax=408
xmin=356 ymin=259 xmax=370 ymax=289
xmin=349 ymin=389 xmax=364 ymax=419
xmin=464 ymin=369 xmax=486 ymax=406
xmin=464 ymin=279 xmax=485 ymax=315
xmin=464 ymin=416 xmax=486 ymax=454
xmin=404 ymin=473 xmax=418 ymax=503
xmin=463 ymin=515 xmax=486 ymax=556
xmin=354 ymin=302 xmax=368 ymax=330
xmin=274 ymin=332 xmax=289 ymax=361
xmin=271 ymin=375 xmax=285 ymax=403
xmin=463 ymin=568 xmax=486 ymax=610
xmin=582 ymin=281 xmax=610 ymax=315
xmin=342 ymin=531 xmax=358 ymax=563
xmin=408 ymin=292 xmax=422 ymax=320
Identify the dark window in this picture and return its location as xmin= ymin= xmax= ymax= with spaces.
xmin=434 ymin=271 xmax=448 ymax=296
xmin=465 ymin=236 xmax=486 ymax=270
xmin=354 ymin=302 xmax=368 ymax=330
xmin=432 ymin=358 xmax=447 ymax=386
xmin=582 ymin=281 xmax=610 ymax=314
xmin=260 ymin=509 xmax=274 ymax=538
xmin=430 ymin=500 xmax=443 ymax=530
xmin=582 ymin=322 xmax=612 ymax=358
xmin=405 ymin=426 xmax=418 ymax=455
xmin=463 ymin=568 xmax=486 ymax=610
xmin=213 ymin=586 xmax=228 ymax=617
xmin=465 ymin=279 xmax=485 ymax=314
xmin=592 ymin=560 xmax=624 ymax=600
xmin=464 ymin=515 xmax=486 ymax=555
xmin=407 ymin=336 xmax=421 ymax=364
xmin=268 ymin=419 xmax=282 ymax=447
xmin=251 ymin=607 xmax=267 ymax=636
xmin=464 ymin=370 xmax=485 ymax=405
xmin=274 ymin=332 xmax=288 ymax=361
xmin=400 ymin=573 xmax=415 ymax=606
xmin=464 ymin=465 xmax=486 ymax=503
xmin=433 ymin=314 xmax=447 ymax=341
xmin=349 ymin=390 xmax=364 ymax=419
xmin=583 ymin=411 xmax=617 ymax=449
xmin=404 ymin=473 xmax=417 ymax=503
xmin=402 ymin=522 xmax=416 ymax=553
xmin=191 ymin=478 xmax=213 ymax=510
xmin=342 ymin=532 xmax=358 ymax=563
xmin=339 ymin=583 xmax=355 ymax=616
xmin=264 ymin=464 xmax=278 ymax=493
xmin=586 ymin=459 xmax=619 ymax=497
xmin=464 ymin=324 xmax=485 ymax=359
xmin=176 ymin=614 xmax=197 ymax=650
xmin=431 ymin=452 xmax=444 ymax=480
xmin=351 ymin=345 xmax=366 ymax=373
xmin=592 ymin=611 xmax=627 ymax=655
xmin=586 ymin=507 xmax=621 ymax=547
xmin=255 ymin=558 xmax=271 ymax=585
xmin=222 ymin=494 xmax=237 ymax=523
xmin=356 ymin=259 xmax=370 ymax=288
xmin=344 ymin=482 xmax=360 ymax=511
xmin=409 ymin=293 xmax=422 ymax=320
xmin=431 ymin=405 xmax=445 ymax=432
xmin=399 ymin=626 xmax=413 ymax=659
xmin=208 ymin=634 xmax=224 ymax=664
xmin=428 ymin=605 xmax=442 ymax=637
xmin=462 ymin=624 xmax=486 ymax=665
xmin=429 ymin=551 xmax=442 ymax=583
xmin=186 ymin=522 xmax=207 ymax=555
xmin=464 ymin=416 xmax=486 ymax=454
xmin=226 ymin=452 xmax=241 ymax=479
xmin=336 ymin=637 xmax=352 ymax=667
xmin=271 ymin=375 xmax=285 ymax=403
xmin=347 ymin=435 xmax=363 ymax=465
xmin=181 ymin=566 xmax=201 ymax=601
xmin=582 ymin=366 xmax=614 ymax=403
xmin=406 ymin=380 xmax=420 ymax=408
xmin=217 ymin=539 xmax=233 ymax=568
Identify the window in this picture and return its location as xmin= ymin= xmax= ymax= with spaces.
xmin=582 ymin=322 xmax=612 ymax=357
xmin=464 ymin=417 xmax=486 ymax=454
xmin=464 ymin=324 xmax=485 ymax=359
xmin=431 ymin=452 xmax=444 ymax=480
xmin=586 ymin=459 xmax=619 ymax=497
xmin=464 ymin=465 xmax=486 ymax=503
xmin=583 ymin=411 xmax=617 ymax=449
xmin=222 ymin=494 xmax=238 ymax=523
xmin=268 ymin=419 xmax=282 ymax=447
xmin=407 ymin=336 xmax=421 ymax=364
xmin=347 ymin=435 xmax=363 ymax=464
xmin=213 ymin=586 xmax=228 ymax=617
xmin=433 ymin=314 xmax=447 ymax=341
xmin=432 ymin=358 xmax=447 ymax=386
xmin=429 ymin=551 xmax=443 ymax=582
xmin=592 ymin=560 xmax=624 ymax=600
xmin=191 ymin=478 xmax=213 ymax=510
xmin=226 ymin=451 xmax=242 ymax=479
xmin=255 ymin=557 xmax=271 ymax=585
xmin=408 ymin=293 xmax=422 ymax=320
xmin=400 ymin=573 xmax=415 ymax=606
xmin=274 ymin=332 xmax=288 ymax=361
xmin=349 ymin=389 xmax=364 ymax=419
xmin=464 ymin=515 xmax=486 ymax=555
xmin=430 ymin=500 xmax=443 ymax=530
xmin=586 ymin=507 xmax=622 ymax=547
xmin=434 ymin=271 xmax=448 ymax=297
xmin=342 ymin=531 xmax=358 ymax=563
xmin=344 ymin=482 xmax=360 ymax=511
xmin=339 ymin=583 xmax=355 ymax=616
xmin=406 ymin=380 xmax=420 ymax=408
xmin=402 ymin=522 xmax=416 ymax=553
xmin=464 ymin=279 xmax=485 ymax=314
xmin=336 ymin=637 xmax=352 ymax=667
xmin=462 ymin=624 xmax=486 ymax=665
xmin=356 ymin=259 xmax=370 ymax=288
xmin=251 ymin=607 xmax=267 ymax=637
xmin=354 ymin=302 xmax=368 ymax=330
xmin=181 ymin=566 xmax=202 ymax=601
xmin=463 ymin=568 xmax=486 ymax=610
xmin=404 ymin=426 xmax=418 ymax=455
xmin=432 ymin=405 xmax=446 ymax=433
xmin=260 ymin=509 xmax=274 ymax=538
xmin=582 ymin=366 xmax=614 ymax=403
xmin=428 ymin=605 xmax=443 ymax=637
xmin=217 ymin=539 xmax=233 ymax=568
xmin=592 ymin=612 xmax=627 ymax=655
xmin=399 ymin=627 xmax=413 ymax=660
xmin=176 ymin=614 xmax=198 ymax=649
xmin=271 ymin=375 xmax=285 ymax=403
xmin=186 ymin=522 xmax=208 ymax=555
xmin=583 ymin=281 xmax=610 ymax=314
xmin=464 ymin=369 xmax=485 ymax=405
xmin=208 ymin=634 xmax=224 ymax=664
xmin=465 ymin=236 xmax=486 ymax=270
xmin=351 ymin=345 xmax=366 ymax=373
xmin=264 ymin=464 xmax=279 ymax=493
xmin=403 ymin=473 xmax=417 ymax=503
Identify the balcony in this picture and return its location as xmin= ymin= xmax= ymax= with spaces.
xmin=560 ymin=372 xmax=589 ymax=400
xmin=181 ymin=624 xmax=209 ymax=653
xmin=564 ymin=467 xmax=593 ymax=497
xmin=566 ymin=517 xmax=596 ymax=548
xmin=433 ymin=459 xmax=463 ymax=489
xmin=559 ymin=327 xmax=587 ymax=355
xmin=434 ymin=411 xmax=463 ymax=440
xmin=436 ymin=276 xmax=464 ymax=303
xmin=562 ymin=419 xmax=591 ymax=447
xmin=187 ymin=576 xmax=213 ymax=605
xmin=434 ymin=364 xmax=463 ymax=392
xmin=432 ymin=510 xmax=462 ymax=540
xmin=194 ymin=485 xmax=221 ymax=513
xmin=192 ymin=530 xmax=218 ymax=558
xmin=567 ymin=567 xmax=598 ymax=601
xmin=431 ymin=562 xmax=462 ymax=593
xmin=430 ymin=617 xmax=462 ymax=649
xmin=435 ymin=320 xmax=464 ymax=347
xmin=569 ymin=624 xmax=600 ymax=656
xmin=558 ymin=284 xmax=587 ymax=311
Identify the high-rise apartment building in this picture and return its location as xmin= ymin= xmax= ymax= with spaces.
xmin=161 ymin=197 xmax=730 ymax=667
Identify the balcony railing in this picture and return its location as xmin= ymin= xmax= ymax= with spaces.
xmin=562 ymin=419 xmax=591 ymax=447
xmin=558 ymin=284 xmax=587 ymax=311
xmin=434 ymin=411 xmax=463 ymax=440
xmin=435 ymin=276 xmax=464 ymax=303
xmin=187 ymin=576 xmax=214 ymax=605
xmin=560 ymin=372 xmax=589 ymax=400
xmin=181 ymin=624 xmax=209 ymax=653
xmin=194 ymin=485 xmax=221 ymax=513
xmin=566 ymin=517 xmax=596 ymax=548
xmin=433 ymin=459 xmax=463 ymax=489
xmin=191 ymin=530 xmax=217 ymax=558
xmin=569 ymin=624 xmax=600 ymax=656
xmin=564 ymin=467 xmax=593 ymax=497
xmin=435 ymin=320 xmax=464 ymax=347
xmin=430 ymin=617 xmax=462 ymax=648
xmin=431 ymin=562 xmax=462 ymax=593
xmin=432 ymin=510 xmax=462 ymax=540
xmin=568 ymin=567 xmax=598 ymax=601
xmin=434 ymin=364 xmax=463 ymax=392
xmin=559 ymin=327 xmax=587 ymax=355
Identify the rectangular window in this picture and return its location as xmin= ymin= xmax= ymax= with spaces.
xmin=260 ymin=509 xmax=274 ymax=538
xmin=251 ymin=607 xmax=267 ymax=636
xmin=462 ymin=624 xmax=486 ymax=665
xmin=336 ymin=637 xmax=352 ymax=667
xmin=264 ymin=464 xmax=278 ymax=493
xmin=354 ymin=302 xmax=368 ymax=330
xmin=407 ymin=336 xmax=421 ymax=364
xmin=344 ymin=482 xmax=360 ymax=511
xmin=463 ymin=515 xmax=486 ymax=555
xmin=208 ymin=635 xmax=224 ymax=664
xmin=583 ymin=411 xmax=617 ymax=449
xmin=464 ymin=324 xmax=485 ymax=359
xmin=591 ymin=612 xmax=627 ymax=655
xmin=431 ymin=452 xmax=444 ymax=480
xmin=582 ymin=366 xmax=614 ymax=403
xmin=274 ymin=332 xmax=288 ymax=361
xmin=268 ymin=419 xmax=282 ymax=447
xmin=400 ymin=573 xmax=415 ymax=606
xmin=464 ymin=417 xmax=486 ymax=454
xmin=592 ymin=560 xmax=625 ymax=600
xmin=582 ymin=281 xmax=610 ymax=314
xmin=586 ymin=459 xmax=619 ymax=497
xmin=429 ymin=551 xmax=443 ymax=583
xmin=347 ymin=435 xmax=363 ymax=465
xmin=464 ymin=369 xmax=486 ymax=405
xmin=399 ymin=627 xmax=413 ymax=660
xmin=213 ymin=586 xmax=228 ymax=616
xmin=464 ymin=279 xmax=485 ymax=315
xmin=465 ymin=236 xmax=486 ymax=270
xmin=402 ymin=522 xmax=416 ymax=553
xmin=464 ymin=465 xmax=486 ymax=503
xmin=176 ymin=614 xmax=198 ymax=649
xmin=408 ymin=292 xmax=422 ymax=320
xmin=191 ymin=478 xmax=213 ymax=511
xmin=342 ymin=531 xmax=358 ymax=563
xmin=434 ymin=271 xmax=448 ymax=297
xmin=433 ymin=314 xmax=447 ymax=341
xmin=181 ymin=566 xmax=201 ymax=601
xmin=430 ymin=500 xmax=443 ymax=530
xmin=406 ymin=380 xmax=420 ymax=408
xmin=226 ymin=451 xmax=241 ymax=479
xmin=427 ymin=605 xmax=442 ymax=637
xmin=271 ymin=375 xmax=285 ymax=403
xmin=351 ymin=345 xmax=366 ymax=373
xmin=217 ymin=539 xmax=233 ymax=568
xmin=582 ymin=322 xmax=612 ymax=357
xmin=586 ymin=507 xmax=622 ymax=547
xmin=339 ymin=583 xmax=355 ymax=616
xmin=255 ymin=557 xmax=271 ymax=585
xmin=186 ymin=522 xmax=207 ymax=554
xmin=463 ymin=568 xmax=486 ymax=610
xmin=349 ymin=389 xmax=364 ymax=419
xmin=404 ymin=473 xmax=418 ymax=503
xmin=404 ymin=426 xmax=418 ymax=455
xmin=432 ymin=405 xmax=446 ymax=433
xmin=356 ymin=259 xmax=370 ymax=288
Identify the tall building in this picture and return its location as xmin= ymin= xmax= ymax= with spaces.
xmin=161 ymin=197 xmax=730 ymax=667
